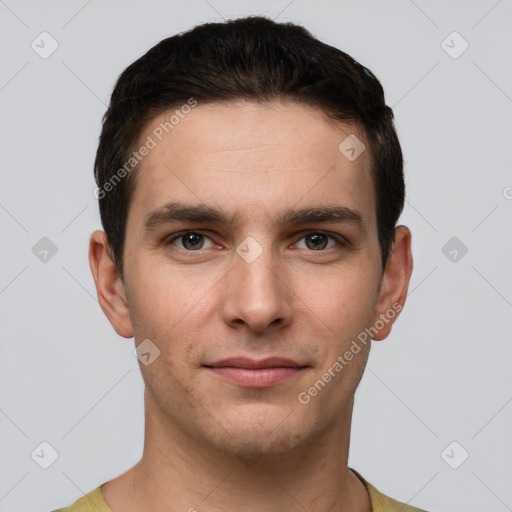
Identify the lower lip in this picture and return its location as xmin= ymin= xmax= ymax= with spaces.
xmin=206 ymin=366 xmax=305 ymax=387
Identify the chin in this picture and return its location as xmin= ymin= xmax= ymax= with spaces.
xmin=220 ymin=430 xmax=307 ymax=461
xmin=206 ymin=404 xmax=312 ymax=458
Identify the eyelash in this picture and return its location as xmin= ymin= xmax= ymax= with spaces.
xmin=165 ymin=230 xmax=347 ymax=253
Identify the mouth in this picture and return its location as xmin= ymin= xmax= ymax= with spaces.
xmin=203 ymin=357 xmax=309 ymax=388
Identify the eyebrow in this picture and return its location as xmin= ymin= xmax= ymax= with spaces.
xmin=143 ymin=201 xmax=365 ymax=231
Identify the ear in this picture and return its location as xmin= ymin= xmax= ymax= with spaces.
xmin=372 ymin=225 xmax=413 ymax=341
xmin=88 ymin=230 xmax=134 ymax=338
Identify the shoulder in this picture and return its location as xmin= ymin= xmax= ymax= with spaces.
xmin=50 ymin=485 xmax=111 ymax=512
xmin=351 ymin=468 xmax=430 ymax=512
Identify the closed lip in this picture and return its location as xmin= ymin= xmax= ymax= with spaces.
xmin=204 ymin=357 xmax=307 ymax=369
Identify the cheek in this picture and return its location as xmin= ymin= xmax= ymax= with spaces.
xmin=127 ymin=267 xmax=215 ymax=366
xmin=295 ymin=265 xmax=380 ymax=336
xmin=124 ymin=268 xmax=174 ymax=347
xmin=127 ymin=256 xmax=192 ymax=321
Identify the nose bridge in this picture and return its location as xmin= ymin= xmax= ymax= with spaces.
xmin=222 ymin=234 xmax=292 ymax=332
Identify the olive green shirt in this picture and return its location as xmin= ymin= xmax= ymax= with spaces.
xmin=52 ymin=468 xmax=428 ymax=511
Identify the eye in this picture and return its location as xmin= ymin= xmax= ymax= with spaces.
xmin=295 ymin=231 xmax=344 ymax=251
xmin=165 ymin=230 xmax=345 ymax=253
xmin=167 ymin=231 xmax=215 ymax=251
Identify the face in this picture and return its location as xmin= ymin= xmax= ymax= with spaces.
xmin=90 ymin=100 xmax=412 ymax=459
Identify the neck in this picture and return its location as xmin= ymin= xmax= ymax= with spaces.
xmin=102 ymin=392 xmax=371 ymax=512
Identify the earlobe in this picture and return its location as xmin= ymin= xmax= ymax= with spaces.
xmin=372 ymin=225 xmax=413 ymax=341
xmin=88 ymin=230 xmax=134 ymax=339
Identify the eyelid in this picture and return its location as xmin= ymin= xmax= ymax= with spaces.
xmin=165 ymin=229 xmax=347 ymax=252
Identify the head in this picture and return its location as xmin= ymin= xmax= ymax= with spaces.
xmin=89 ymin=16 xmax=412 ymax=460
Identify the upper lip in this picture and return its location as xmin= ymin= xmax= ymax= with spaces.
xmin=204 ymin=357 xmax=306 ymax=369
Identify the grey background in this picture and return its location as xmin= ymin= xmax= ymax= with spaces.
xmin=1 ymin=1 xmax=511 ymax=511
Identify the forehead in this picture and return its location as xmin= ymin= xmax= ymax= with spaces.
xmin=127 ymin=100 xmax=376 ymax=231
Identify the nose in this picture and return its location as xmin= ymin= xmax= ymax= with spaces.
xmin=221 ymin=240 xmax=293 ymax=334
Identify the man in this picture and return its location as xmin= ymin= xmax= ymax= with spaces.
xmin=54 ymin=15 xmax=424 ymax=512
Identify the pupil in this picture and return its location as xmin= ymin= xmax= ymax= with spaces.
xmin=307 ymin=233 xmax=327 ymax=250
xmin=184 ymin=233 xmax=203 ymax=250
